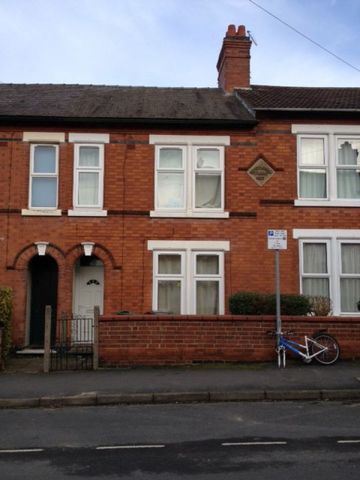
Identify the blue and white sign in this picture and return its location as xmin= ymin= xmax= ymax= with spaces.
xmin=267 ymin=230 xmax=287 ymax=250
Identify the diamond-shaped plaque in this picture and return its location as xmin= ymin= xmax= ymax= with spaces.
xmin=247 ymin=158 xmax=274 ymax=186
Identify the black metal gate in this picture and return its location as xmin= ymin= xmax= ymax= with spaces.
xmin=51 ymin=313 xmax=94 ymax=371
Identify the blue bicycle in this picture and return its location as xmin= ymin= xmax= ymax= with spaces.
xmin=269 ymin=331 xmax=340 ymax=368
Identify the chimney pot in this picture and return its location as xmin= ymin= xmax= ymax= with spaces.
xmin=237 ymin=25 xmax=246 ymax=36
xmin=226 ymin=24 xmax=236 ymax=36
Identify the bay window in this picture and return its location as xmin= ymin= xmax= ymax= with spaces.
xmin=149 ymin=240 xmax=229 ymax=314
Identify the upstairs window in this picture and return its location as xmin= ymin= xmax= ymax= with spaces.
xmin=30 ymin=144 xmax=58 ymax=209
xmin=294 ymin=125 xmax=360 ymax=206
xmin=74 ymin=144 xmax=104 ymax=209
xmin=150 ymin=135 xmax=229 ymax=218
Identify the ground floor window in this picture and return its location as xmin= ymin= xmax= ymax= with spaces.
xmin=295 ymin=229 xmax=360 ymax=315
xmin=148 ymin=240 xmax=229 ymax=314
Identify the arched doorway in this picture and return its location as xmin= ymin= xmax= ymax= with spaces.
xmin=73 ymin=255 xmax=104 ymax=342
xmin=28 ymin=255 xmax=58 ymax=346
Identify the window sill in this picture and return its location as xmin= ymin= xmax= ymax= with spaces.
xmin=150 ymin=211 xmax=229 ymax=218
xmin=68 ymin=209 xmax=108 ymax=217
xmin=295 ymin=200 xmax=360 ymax=208
xmin=21 ymin=209 xmax=62 ymax=216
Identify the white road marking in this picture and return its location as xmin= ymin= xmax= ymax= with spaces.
xmin=337 ymin=440 xmax=360 ymax=444
xmin=96 ymin=444 xmax=165 ymax=450
xmin=0 ymin=448 xmax=44 ymax=453
xmin=222 ymin=441 xmax=287 ymax=446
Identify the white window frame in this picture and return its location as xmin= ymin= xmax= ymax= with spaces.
xmin=338 ymin=240 xmax=360 ymax=314
xmin=71 ymin=143 xmax=105 ymax=212
xmin=148 ymin=240 xmax=229 ymax=314
xmin=153 ymin=251 xmax=185 ymax=314
xmin=297 ymin=135 xmax=329 ymax=200
xmin=294 ymin=229 xmax=360 ymax=315
xmin=150 ymin=135 xmax=230 ymax=218
xmin=299 ymin=239 xmax=331 ymax=299
xmin=293 ymin=125 xmax=360 ymax=207
xmin=29 ymin=143 xmax=59 ymax=210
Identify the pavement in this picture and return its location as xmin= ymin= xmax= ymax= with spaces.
xmin=1 ymin=356 xmax=360 ymax=408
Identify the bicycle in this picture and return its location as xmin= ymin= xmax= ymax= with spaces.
xmin=268 ymin=330 xmax=340 ymax=368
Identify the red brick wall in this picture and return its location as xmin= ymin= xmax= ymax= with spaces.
xmin=99 ymin=314 xmax=360 ymax=366
xmin=1 ymin=118 xmax=360 ymax=346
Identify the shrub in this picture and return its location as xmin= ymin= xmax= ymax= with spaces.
xmin=0 ymin=287 xmax=12 ymax=362
xmin=308 ymin=296 xmax=332 ymax=316
xmin=229 ymin=291 xmax=311 ymax=316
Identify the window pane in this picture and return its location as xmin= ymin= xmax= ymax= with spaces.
xmin=340 ymin=278 xmax=360 ymax=312
xmin=341 ymin=244 xmax=360 ymax=274
xmin=196 ymin=255 xmax=219 ymax=274
xmin=196 ymin=149 xmax=220 ymax=169
xmin=33 ymin=146 xmax=56 ymax=173
xmin=299 ymin=169 xmax=326 ymax=198
xmin=338 ymin=140 xmax=360 ymax=165
xmin=300 ymin=138 xmax=325 ymax=165
xmin=31 ymin=177 xmax=57 ymax=207
xmin=196 ymin=281 xmax=219 ymax=314
xmin=302 ymin=278 xmax=329 ymax=297
xmin=195 ymin=173 xmax=221 ymax=208
xmin=303 ymin=243 xmax=327 ymax=273
xmin=158 ymin=280 xmax=181 ymax=314
xmin=337 ymin=170 xmax=360 ymax=198
xmin=78 ymin=172 xmax=99 ymax=205
xmin=79 ymin=146 xmax=99 ymax=167
xmin=158 ymin=254 xmax=181 ymax=274
xmin=157 ymin=172 xmax=184 ymax=208
xmin=159 ymin=148 xmax=183 ymax=169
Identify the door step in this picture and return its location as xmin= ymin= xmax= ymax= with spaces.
xmin=16 ymin=348 xmax=45 ymax=355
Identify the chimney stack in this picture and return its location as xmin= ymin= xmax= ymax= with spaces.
xmin=217 ymin=25 xmax=252 ymax=92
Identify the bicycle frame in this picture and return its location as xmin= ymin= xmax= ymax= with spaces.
xmin=277 ymin=334 xmax=328 ymax=368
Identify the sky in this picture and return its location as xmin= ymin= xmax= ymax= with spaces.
xmin=0 ymin=0 xmax=359 ymax=88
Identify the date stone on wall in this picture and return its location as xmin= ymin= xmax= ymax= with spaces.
xmin=247 ymin=157 xmax=274 ymax=186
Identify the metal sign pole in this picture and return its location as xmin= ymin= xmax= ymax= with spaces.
xmin=275 ymin=249 xmax=281 ymax=352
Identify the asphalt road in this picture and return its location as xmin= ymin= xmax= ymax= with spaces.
xmin=1 ymin=401 xmax=360 ymax=479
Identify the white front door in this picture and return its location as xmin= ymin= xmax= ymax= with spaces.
xmin=74 ymin=264 xmax=104 ymax=342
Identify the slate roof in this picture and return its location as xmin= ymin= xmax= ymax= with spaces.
xmin=0 ymin=84 xmax=255 ymax=124
xmin=237 ymin=85 xmax=360 ymax=111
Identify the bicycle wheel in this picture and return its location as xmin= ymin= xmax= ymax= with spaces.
xmin=310 ymin=334 xmax=340 ymax=365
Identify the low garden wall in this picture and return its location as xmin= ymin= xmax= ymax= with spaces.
xmin=98 ymin=314 xmax=360 ymax=366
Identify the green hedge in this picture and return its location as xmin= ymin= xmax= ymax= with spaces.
xmin=0 ymin=287 xmax=12 ymax=361
xmin=229 ymin=291 xmax=311 ymax=316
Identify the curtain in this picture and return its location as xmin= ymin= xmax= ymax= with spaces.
xmin=34 ymin=146 xmax=56 ymax=173
xmin=303 ymin=243 xmax=327 ymax=273
xmin=195 ymin=174 xmax=221 ymax=208
xmin=78 ymin=172 xmax=99 ymax=205
xmin=196 ymin=281 xmax=219 ymax=314
xmin=340 ymin=244 xmax=360 ymax=312
xmin=196 ymin=255 xmax=219 ymax=274
xmin=79 ymin=147 xmax=99 ymax=167
xmin=299 ymin=170 xmax=326 ymax=198
xmin=158 ymin=280 xmax=181 ymax=314
xmin=341 ymin=279 xmax=360 ymax=312
xmin=302 ymin=243 xmax=329 ymax=297
xmin=158 ymin=254 xmax=181 ymax=274
xmin=31 ymin=177 xmax=57 ymax=207
xmin=157 ymin=172 xmax=184 ymax=208
xmin=337 ymin=141 xmax=360 ymax=198
xmin=342 ymin=244 xmax=360 ymax=274
xmin=302 ymin=278 xmax=329 ymax=297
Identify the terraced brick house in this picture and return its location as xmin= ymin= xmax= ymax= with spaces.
xmin=1 ymin=24 xmax=360 ymax=352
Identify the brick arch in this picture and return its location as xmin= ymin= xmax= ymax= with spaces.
xmin=65 ymin=243 xmax=121 ymax=270
xmin=10 ymin=243 xmax=66 ymax=270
